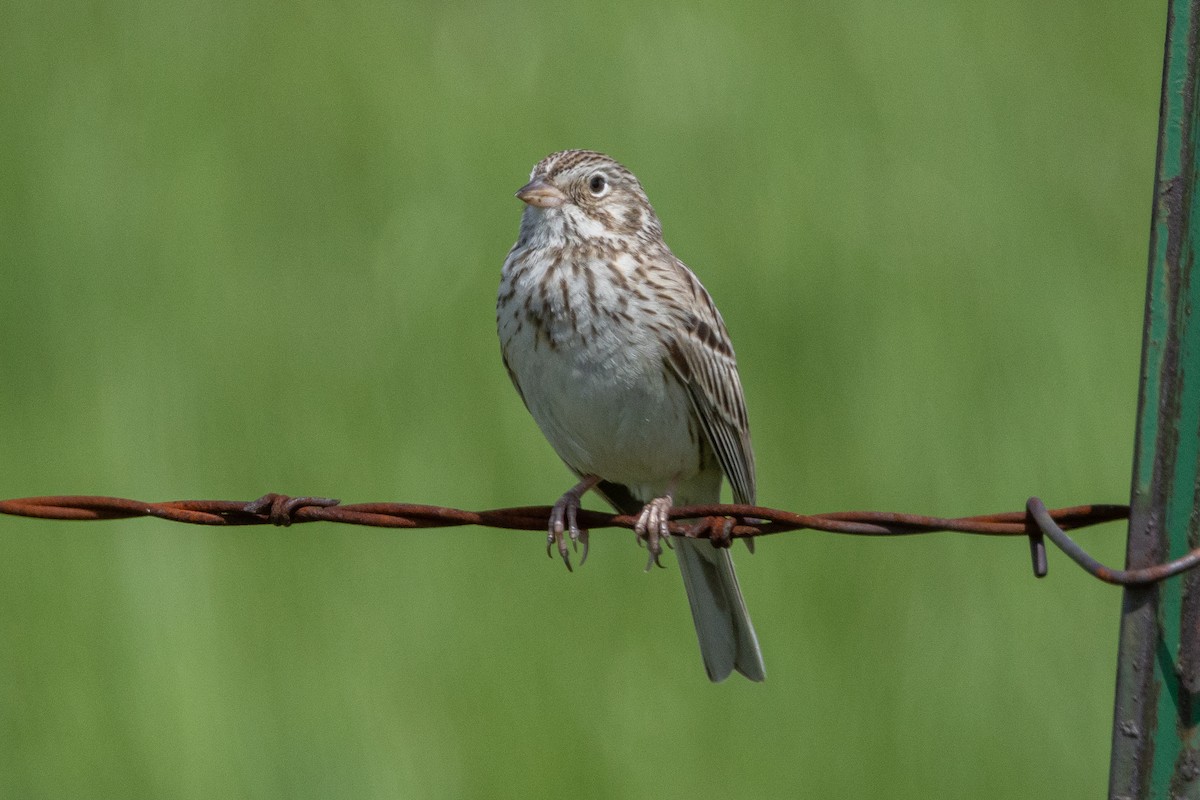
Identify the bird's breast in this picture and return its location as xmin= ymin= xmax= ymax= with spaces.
xmin=498 ymin=248 xmax=701 ymax=487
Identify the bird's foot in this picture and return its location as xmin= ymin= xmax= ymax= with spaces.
xmin=634 ymin=496 xmax=674 ymax=571
xmin=547 ymin=476 xmax=600 ymax=571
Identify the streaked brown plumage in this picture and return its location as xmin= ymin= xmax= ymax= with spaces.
xmin=497 ymin=150 xmax=764 ymax=682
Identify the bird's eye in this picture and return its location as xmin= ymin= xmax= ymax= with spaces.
xmin=588 ymin=173 xmax=608 ymax=195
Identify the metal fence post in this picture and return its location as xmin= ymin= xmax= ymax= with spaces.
xmin=1109 ymin=0 xmax=1200 ymax=797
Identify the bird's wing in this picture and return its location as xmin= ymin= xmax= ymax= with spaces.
xmin=663 ymin=267 xmax=756 ymax=506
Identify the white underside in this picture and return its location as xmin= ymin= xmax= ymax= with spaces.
xmin=515 ymin=335 xmax=698 ymax=494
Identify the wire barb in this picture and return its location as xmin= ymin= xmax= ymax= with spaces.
xmin=0 ymin=492 xmax=1181 ymax=587
xmin=244 ymin=494 xmax=341 ymax=526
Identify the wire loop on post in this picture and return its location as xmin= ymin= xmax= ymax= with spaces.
xmin=1024 ymin=497 xmax=1200 ymax=586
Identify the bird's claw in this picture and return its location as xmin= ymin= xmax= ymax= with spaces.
xmin=635 ymin=496 xmax=674 ymax=571
xmin=548 ymin=490 xmax=590 ymax=571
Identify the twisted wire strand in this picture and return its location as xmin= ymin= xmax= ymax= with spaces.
xmin=0 ymin=492 xmax=1174 ymax=585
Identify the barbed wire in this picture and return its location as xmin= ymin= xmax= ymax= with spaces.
xmin=3 ymin=492 xmax=1185 ymax=586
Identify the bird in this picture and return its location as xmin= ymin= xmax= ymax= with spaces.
xmin=496 ymin=149 xmax=765 ymax=682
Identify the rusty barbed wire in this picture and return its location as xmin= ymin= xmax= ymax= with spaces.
xmin=2 ymin=492 xmax=1186 ymax=586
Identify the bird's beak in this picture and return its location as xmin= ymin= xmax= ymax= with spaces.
xmin=516 ymin=179 xmax=567 ymax=208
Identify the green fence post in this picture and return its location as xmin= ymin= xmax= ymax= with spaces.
xmin=1109 ymin=0 xmax=1200 ymax=797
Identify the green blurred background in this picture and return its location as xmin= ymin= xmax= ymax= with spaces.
xmin=0 ymin=1 xmax=1161 ymax=797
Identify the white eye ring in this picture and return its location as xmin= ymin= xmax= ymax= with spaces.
xmin=587 ymin=172 xmax=609 ymax=196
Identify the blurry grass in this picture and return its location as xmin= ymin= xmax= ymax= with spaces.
xmin=0 ymin=1 xmax=1159 ymax=798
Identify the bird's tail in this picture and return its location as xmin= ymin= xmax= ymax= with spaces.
xmin=594 ymin=479 xmax=765 ymax=682
xmin=674 ymin=537 xmax=765 ymax=682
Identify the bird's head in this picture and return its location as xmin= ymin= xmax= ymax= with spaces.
xmin=515 ymin=150 xmax=662 ymax=245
